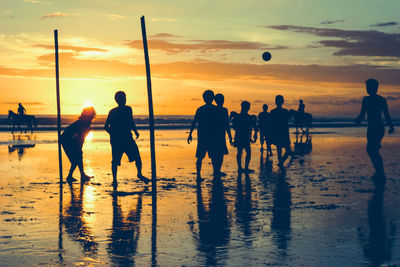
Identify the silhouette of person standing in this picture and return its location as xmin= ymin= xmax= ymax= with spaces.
xmin=61 ymin=107 xmax=95 ymax=183
xmin=271 ymin=95 xmax=292 ymax=169
xmin=188 ymin=90 xmax=219 ymax=180
xmin=297 ymin=99 xmax=305 ymax=113
xmin=214 ymin=93 xmax=233 ymax=176
xmin=232 ymin=101 xmax=257 ymax=173
xmin=356 ymin=79 xmax=394 ymax=178
xmin=105 ymin=91 xmax=150 ymax=187
xmin=17 ymin=103 xmax=26 ymax=117
xmin=258 ymin=104 xmax=273 ymax=156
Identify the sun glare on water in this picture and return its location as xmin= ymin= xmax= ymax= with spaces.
xmin=83 ymin=101 xmax=94 ymax=109
xmin=86 ymin=131 xmax=94 ymax=141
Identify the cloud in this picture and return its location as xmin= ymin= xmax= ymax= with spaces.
xmin=33 ymin=44 xmax=107 ymax=53
xmin=370 ymin=22 xmax=398 ymax=27
xmin=41 ymin=12 xmax=80 ymax=19
xmin=149 ymin=33 xmax=180 ymax=38
xmin=264 ymin=25 xmax=400 ymax=58
xmin=23 ymin=0 xmax=39 ymax=3
xmin=320 ymin=19 xmax=344 ymax=25
xmin=150 ymin=18 xmax=178 ymax=22
xmin=125 ymin=39 xmax=288 ymax=54
xmin=108 ymin=14 xmax=125 ymax=20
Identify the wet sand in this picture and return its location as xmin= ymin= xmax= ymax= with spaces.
xmin=1 ymin=128 xmax=400 ymax=266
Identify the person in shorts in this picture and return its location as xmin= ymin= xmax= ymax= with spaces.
xmin=105 ymin=91 xmax=149 ymax=187
xmin=61 ymin=106 xmax=96 ymax=183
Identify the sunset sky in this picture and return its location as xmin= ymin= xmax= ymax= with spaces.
xmin=1 ymin=0 xmax=399 ymax=117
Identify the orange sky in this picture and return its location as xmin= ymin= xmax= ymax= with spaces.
xmin=1 ymin=0 xmax=399 ymax=117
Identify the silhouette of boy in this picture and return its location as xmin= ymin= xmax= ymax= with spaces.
xmin=61 ymin=106 xmax=95 ymax=183
xmin=258 ymin=104 xmax=273 ymax=156
xmin=298 ymin=99 xmax=305 ymax=113
xmin=214 ymin=93 xmax=233 ymax=176
xmin=232 ymin=101 xmax=257 ymax=173
xmin=188 ymin=90 xmax=219 ymax=180
xmin=105 ymin=91 xmax=149 ymax=187
xmin=356 ymin=79 xmax=394 ymax=178
xmin=271 ymin=95 xmax=292 ymax=169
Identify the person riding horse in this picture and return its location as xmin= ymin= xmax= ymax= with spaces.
xmin=18 ymin=103 xmax=26 ymax=118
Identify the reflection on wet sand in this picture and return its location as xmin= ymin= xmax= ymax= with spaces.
xmin=8 ymin=133 xmax=36 ymax=160
xmin=107 ymin=189 xmax=144 ymax=266
xmin=359 ymin=179 xmax=396 ymax=266
xmin=64 ymin=183 xmax=98 ymax=257
xmin=191 ymin=178 xmax=231 ymax=266
xmin=235 ymin=173 xmax=257 ymax=246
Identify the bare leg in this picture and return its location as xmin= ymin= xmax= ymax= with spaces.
xmin=277 ymin=146 xmax=283 ymax=165
xmin=367 ymin=145 xmax=384 ymax=176
xmin=112 ymin=162 xmax=118 ymax=183
xmin=237 ymin=147 xmax=243 ymax=171
xmin=196 ymin=157 xmax=204 ymax=180
xmin=244 ymin=145 xmax=252 ymax=170
xmin=281 ymin=145 xmax=292 ymax=165
xmin=67 ymin=163 xmax=77 ymax=178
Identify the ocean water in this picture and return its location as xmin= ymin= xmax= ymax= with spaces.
xmin=0 ymin=128 xmax=400 ymax=266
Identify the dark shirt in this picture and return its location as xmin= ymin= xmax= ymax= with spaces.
xmin=233 ymin=113 xmax=255 ymax=143
xmin=60 ymin=119 xmax=91 ymax=149
xmin=194 ymin=104 xmax=218 ymax=144
xmin=362 ymin=95 xmax=387 ymax=128
xmin=258 ymin=111 xmax=271 ymax=133
xmin=216 ymin=106 xmax=230 ymax=139
xmin=18 ymin=106 xmax=25 ymax=116
xmin=298 ymin=103 xmax=305 ymax=113
xmin=270 ymin=107 xmax=290 ymax=135
xmin=105 ymin=106 xmax=137 ymax=144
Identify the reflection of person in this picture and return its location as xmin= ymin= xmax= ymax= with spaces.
xmin=271 ymin=95 xmax=292 ymax=169
xmin=61 ymin=107 xmax=95 ymax=183
xmin=356 ymin=79 xmax=394 ymax=178
xmin=232 ymin=101 xmax=257 ymax=173
xmin=107 ymin=189 xmax=143 ymax=265
xmin=214 ymin=93 xmax=233 ymax=176
xmin=188 ymin=90 xmax=220 ymax=180
xmin=105 ymin=91 xmax=149 ymax=187
xmin=17 ymin=103 xmax=26 ymax=117
xmin=258 ymin=104 xmax=273 ymax=156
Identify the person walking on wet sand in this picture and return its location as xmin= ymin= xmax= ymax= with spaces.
xmin=61 ymin=107 xmax=96 ymax=183
xmin=232 ymin=101 xmax=257 ymax=173
xmin=188 ymin=90 xmax=220 ymax=180
xmin=356 ymin=79 xmax=394 ymax=179
xmin=105 ymin=91 xmax=150 ymax=187
xmin=271 ymin=95 xmax=292 ymax=169
xmin=214 ymin=93 xmax=233 ymax=176
xmin=258 ymin=104 xmax=273 ymax=156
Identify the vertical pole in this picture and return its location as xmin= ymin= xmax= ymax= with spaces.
xmin=54 ymin=29 xmax=63 ymax=184
xmin=140 ymin=16 xmax=157 ymax=266
xmin=140 ymin=17 xmax=157 ymax=189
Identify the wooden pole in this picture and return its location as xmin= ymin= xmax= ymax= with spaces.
xmin=140 ymin=16 xmax=157 ymax=189
xmin=54 ymin=29 xmax=63 ymax=184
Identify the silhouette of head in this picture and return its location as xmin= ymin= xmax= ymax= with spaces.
xmin=365 ymin=78 xmax=379 ymax=95
xmin=241 ymin=101 xmax=250 ymax=113
xmin=214 ymin=93 xmax=224 ymax=106
xmin=202 ymin=90 xmax=214 ymax=104
xmin=299 ymin=99 xmax=303 ymax=104
xmin=263 ymin=104 xmax=268 ymax=111
xmin=275 ymin=95 xmax=284 ymax=107
xmin=80 ymin=106 xmax=96 ymax=121
xmin=18 ymin=103 xmax=22 ymax=106
xmin=115 ymin=91 xmax=126 ymax=106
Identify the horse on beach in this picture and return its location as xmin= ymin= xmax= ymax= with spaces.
xmin=8 ymin=110 xmax=37 ymax=133
xmin=289 ymin=110 xmax=312 ymax=134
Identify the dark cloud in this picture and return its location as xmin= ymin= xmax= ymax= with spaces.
xmin=125 ymin=39 xmax=288 ymax=54
xmin=320 ymin=19 xmax=344 ymax=25
xmin=33 ymin=44 xmax=107 ymax=53
xmin=263 ymin=25 xmax=400 ymax=58
xmin=370 ymin=22 xmax=398 ymax=27
xmin=149 ymin=33 xmax=180 ymax=38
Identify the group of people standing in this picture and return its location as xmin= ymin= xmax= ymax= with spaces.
xmin=188 ymin=90 xmax=297 ymax=180
xmin=57 ymin=78 xmax=394 ymax=186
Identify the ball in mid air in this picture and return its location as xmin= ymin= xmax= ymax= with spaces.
xmin=262 ymin=52 xmax=271 ymax=61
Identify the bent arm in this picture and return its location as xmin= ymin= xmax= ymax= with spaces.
xmin=356 ymin=98 xmax=366 ymax=125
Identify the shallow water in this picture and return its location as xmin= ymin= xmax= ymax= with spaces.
xmin=1 ymin=128 xmax=400 ymax=266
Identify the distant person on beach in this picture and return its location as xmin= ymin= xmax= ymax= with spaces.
xmin=61 ymin=107 xmax=96 ymax=183
xmin=258 ymin=104 xmax=273 ymax=156
xmin=105 ymin=91 xmax=149 ymax=187
xmin=17 ymin=103 xmax=26 ymax=117
xmin=356 ymin=79 xmax=394 ymax=178
xmin=188 ymin=90 xmax=220 ymax=179
xmin=214 ymin=93 xmax=233 ymax=176
xmin=271 ymin=95 xmax=292 ymax=169
xmin=232 ymin=101 xmax=257 ymax=173
xmin=298 ymin=99 xmax=305 ymax=113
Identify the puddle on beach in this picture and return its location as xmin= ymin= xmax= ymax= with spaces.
xmin=1 ymin=129 xmax=400 ymax=266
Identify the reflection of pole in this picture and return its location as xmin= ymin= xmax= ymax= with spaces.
xmin=140 ymin=15 xmax=158 ymax=266
xmin=58 ymin=178 xmax=63 ymax=263
xmin=54 ymin=29 xmax=63 ymax=184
